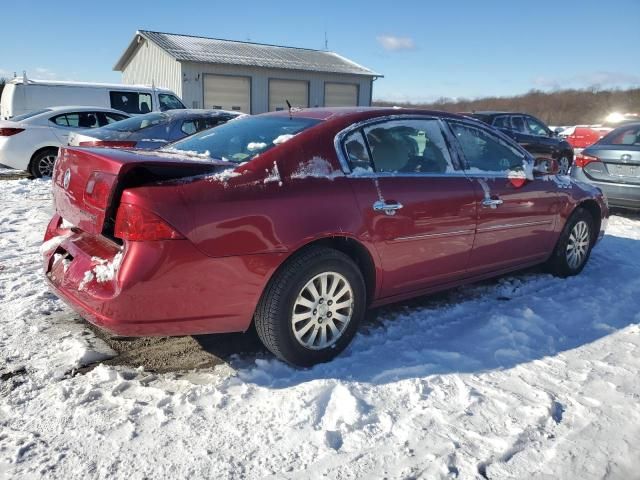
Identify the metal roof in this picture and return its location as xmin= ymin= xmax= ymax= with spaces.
xmin=115 ymin=30 xmax=381 ymax=77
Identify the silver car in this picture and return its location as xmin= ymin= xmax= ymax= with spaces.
xmin=571 ymin=122 xmax=640 ymax=210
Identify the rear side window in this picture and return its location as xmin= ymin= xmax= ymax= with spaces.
xmin=598 ymin=125 xmax=640 ymax=146
xmin=159 ymin=94 xmax=186 ymax=111
xmin=109 ymin=91 xmax=153 ymax=115
xmin=180 ymin=116 xmax=231 ymax=136
xmin=102 ymin=112 xmax=168 ymax=132
xmin=448 ymin=122 xmax=525 ymax=173
xmin=97 ymin=112 xmax=129 ymax=126
xmin=511 ymin=116 xmax=526 ymax=133
xmin=344 ymin=131 xmax=372 ymax=171
xmin=50 ymin=112 xmax=100 ymax=129
xmin=361 ymin=119 xmax=453 ymax=174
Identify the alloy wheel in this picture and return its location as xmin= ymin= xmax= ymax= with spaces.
xmin=566 ymin=220 xmax=590 ymax=269
xmin=37 ymin=153 xmax=57 ymax=177
xmin=558 ymin=156 xmax=570 ymax=175
xmin=291 ymin=272 xmax=354 ymax=350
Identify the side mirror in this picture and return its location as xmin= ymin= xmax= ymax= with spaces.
xmin=533 ymin=157 xmax=559 ymax=175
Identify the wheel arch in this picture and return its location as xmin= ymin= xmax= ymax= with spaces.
xmin=576 ymin=199 xmax=602 ymax=243
xmin=29 ymin=146 xmax=60 ymax=171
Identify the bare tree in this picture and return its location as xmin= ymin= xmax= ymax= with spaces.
xmin=374 ymin=87 xmax=640 ymax=125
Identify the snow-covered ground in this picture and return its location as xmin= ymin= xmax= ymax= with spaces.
xmin=1 ymin=177 xmax=639 ymax=479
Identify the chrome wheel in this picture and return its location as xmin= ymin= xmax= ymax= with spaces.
xmin=566 ymin=220 xmax=590 ymax=269
xmin=291 ymin=272 xmax=354 ymax=350
xmin=558 ymin=156 xmax=570 ymax=175
xmin=37 ymin=153 xmax=57 ymax=177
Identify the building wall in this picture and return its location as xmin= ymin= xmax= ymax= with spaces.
xmin=180 ymin=62 xmax=372 ymax=114
xmin=121 ymin=39 xmax=183 ymax=98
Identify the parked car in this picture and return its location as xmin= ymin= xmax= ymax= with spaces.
xmin=0 ymin=75 xmax=185 ymax=120
xmin=560 ymin=113 xmax=640 ymax=154
xmin=467 ymin=111 xmax=574 ymax=175
xmin=0 ymin=106 xmax=129 ymax=177
xmin=69 ymin=109 xmax=243 ymax=150
xmin=42 ymin=108 xmax=608 ymax=367
xmin=571 ymin=122 xmax=640 ymax=210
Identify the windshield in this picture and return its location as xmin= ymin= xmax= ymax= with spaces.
xmin=102 ymin=112 xmax=169 ymax=132
xmin=12 ymin=109 xmax=52 ymax=121
xmin=164 ymin=115 xmax=321 ymax=162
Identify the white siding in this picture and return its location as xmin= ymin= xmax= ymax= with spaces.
xmin=121 ymin=39 xmax=183 ymax=100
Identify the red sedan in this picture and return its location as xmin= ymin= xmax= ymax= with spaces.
xmin=42 ymin=108 xmax=608 ymax=366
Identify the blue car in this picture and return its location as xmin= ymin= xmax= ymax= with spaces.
xmin=69 ymin=109 xmax=243 ymax=150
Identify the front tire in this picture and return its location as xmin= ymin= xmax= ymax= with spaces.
xmin=546 ymin=207 xmax=594 ymax=277
xmin=557 ymin=153 xmax=572 ymax=175
xmin=29 ymin=148 xmax=58 ymax=178
xmin=254 ymin=247 xmax=366 ymax=367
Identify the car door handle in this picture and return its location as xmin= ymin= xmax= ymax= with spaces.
xmin=373 ymin=200 xmax=403 ymax=216
xmin=482 ymin=198 xmax=503 ymax=208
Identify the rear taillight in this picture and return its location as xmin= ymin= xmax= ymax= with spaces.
xmin=575 ymin=153 xmax=600 ymax=168
xmin=0 ymin=128 xmax=24 ymax=136
xmin=79 ymin=140 xmax=137 ymax=148
xmin=84 ymin=172 xmax=117 ymax=210
xmin=114 ymin=203 xmax=184 ymax=241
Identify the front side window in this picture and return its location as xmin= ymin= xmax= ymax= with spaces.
xmin=109 ymin=91 xmax=153 ymax=115
xmin=362 ymin=119 xmax=454 ymax=174
xmin=50 ymin=112 xmax=100 ymax=128
xmin=524 ymin=116 xmax=549 ymax=136
xmin=448 ymin=122 xmax=525 ymax=173
xmin=165 ymin=116 xmax=320 ymax=163
xmin=159 ymin=94 xmax=186 ymax=111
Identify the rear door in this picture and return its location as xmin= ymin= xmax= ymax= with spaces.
xmin=445 ymin=120 xmax=560 ymax=273
xmin=341 ymin=117 xmax=477 ymax=298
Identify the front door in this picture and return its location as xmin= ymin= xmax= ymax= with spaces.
xmin=445 ymin=120 xmax=560 ymax=274
xmin=342 ymin=117 xmax=477 ymax=299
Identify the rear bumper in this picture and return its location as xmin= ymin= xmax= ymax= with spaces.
xmin=0 ymin=137 xmax=29 ymax=170
xmin=42 ymin=214 xmax=285 ymax=336
xmin=571 ymin=168 xmax=640 ymax=210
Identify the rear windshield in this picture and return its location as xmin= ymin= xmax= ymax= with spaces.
xmin=163 ymin=115 xmax=321 ymax=163
xmin=102 ymin=112 xmax=169 ymax=132
xmin=11 ymin=109 xmax=52 ymax=121
xmin=597 ymin=124 xmax=640 ymax=146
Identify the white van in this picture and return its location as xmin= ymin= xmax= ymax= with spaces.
xmin=1 ymin=75 xmax=186 ymax=120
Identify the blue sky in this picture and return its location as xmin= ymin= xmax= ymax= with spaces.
xmin=2 ymin=0 xmax=639 ymax=102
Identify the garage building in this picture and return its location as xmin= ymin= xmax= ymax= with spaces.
xmin=114 ymin=30 xmax=381 ymax=114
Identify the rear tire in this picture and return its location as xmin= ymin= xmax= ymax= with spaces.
xmin=254 ymin=247 xmax=366 ymax=367
xmin=29 ymin=148 xmax=58 ymax=178
xmin=557 ymin=153 xmax=572 ymax=175
xmin=546 ymin=207 xmax=594 ymax=277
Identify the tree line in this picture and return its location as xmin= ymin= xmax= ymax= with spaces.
xmin=374 ymin=87 xmax=640 ymax=126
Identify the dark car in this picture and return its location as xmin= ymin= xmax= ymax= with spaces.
xmin=467 ymin=111 xmax=574 ymax=175
xmin=68 ymin=109 xmax=243 ymax=150
xmin=43 ymin=108 xmax=607 ymax=367
xmin=571 ymin=122 xmax=640 ymax=210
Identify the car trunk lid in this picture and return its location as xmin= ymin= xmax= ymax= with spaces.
xmin=52 ymin=146 xmax=233 ymax=235
xmin=583 ymin=146 xmax=640 ymax=185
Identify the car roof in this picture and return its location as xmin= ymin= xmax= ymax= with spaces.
xmin=262 ymin=106 xmax=469 ymax=122
xmin=160 ymin=109 xmax=242 ymax=119
xmin=44 ymin=106 xmax=129 ymax=114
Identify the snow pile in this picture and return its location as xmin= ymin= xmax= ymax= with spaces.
xmin=1 ymin=177 xmax=639 ymax=479
xmin=91 ymin=252 xmax=123 ymax=283
xmin=263 ymin=161 xmax=282 ymax=186
xmin=291 ymin=156 xmax=343 ymax=180
xmin=247 ymin=142 xmax=267 ymax=152
xmin=273 ymin=134 xmax=295 ymax=145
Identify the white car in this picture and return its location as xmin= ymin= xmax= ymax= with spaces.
xmin=0 ymin=106 xmax=129 ymax=177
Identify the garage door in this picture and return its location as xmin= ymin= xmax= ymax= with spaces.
xmin=324 ymin=83 xmax=358 ymax=107
xmin=269 ymin=79 xmax=309 ymax=111
xmin=203 ymin=74 xmax=250 ymax=113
